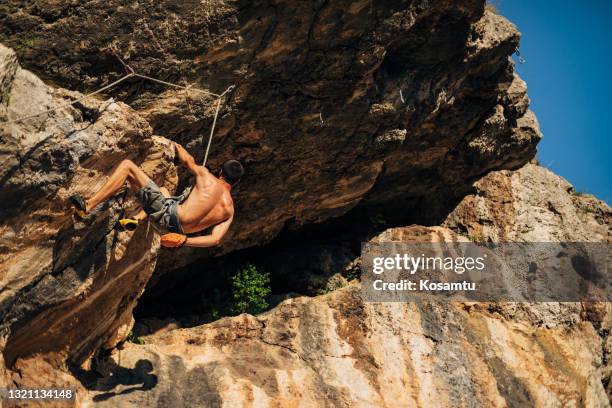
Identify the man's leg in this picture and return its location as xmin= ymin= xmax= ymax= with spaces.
xmin=87 ymin=159 xmax=152 ymax=211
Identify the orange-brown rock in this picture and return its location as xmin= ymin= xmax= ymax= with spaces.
xmin=0 ymin=0 xmax=609 ymax=406
xmin=83 ymin=167 xmax=610 ymax=407
xmin=0 ymin=1 xmax=542 ymax=273
xmin=0 ymin=43 xmax=177 ymax=389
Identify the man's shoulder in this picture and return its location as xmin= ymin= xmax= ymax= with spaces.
xmin=196 ymin=164 xmax=210 ymax=173
xmin=222 ymin=189 xmax=235 ymax=209
xmin=194 ymin=165 xmax=213 ymax=179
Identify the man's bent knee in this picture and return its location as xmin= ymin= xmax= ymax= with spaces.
xmin=120 ymin=159 xmax=136 ymax=170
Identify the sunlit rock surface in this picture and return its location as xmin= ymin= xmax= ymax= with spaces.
xmin=0 ymin=0 xmax=609 ymax=405
xmin=0 ymin=43 xmax=176 ymax=394
xmin=84 ymin=168 xmax=610 ymax=407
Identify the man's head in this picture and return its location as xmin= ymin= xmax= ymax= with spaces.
xmin=219 ymin=160 xmax=244 ymax=185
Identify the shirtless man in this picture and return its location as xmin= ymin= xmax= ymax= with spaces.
xmin=69 ymin=142 xmax=243 ymax=248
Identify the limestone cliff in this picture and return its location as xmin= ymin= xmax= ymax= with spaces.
xmin=1 ymin=1 xmax=541 ymax=273
xmin=444 ymin=163 xmax=611 ymax=243
xmin=83 ymin=165 xmax=611 ymax=407
xmin=0 ymin=43 xmax=177 ymax=387
xmin=0 ymin=0 xmax=609 ymax=407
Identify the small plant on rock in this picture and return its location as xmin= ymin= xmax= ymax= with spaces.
xmin=231 ymin=263 xmax=271 ymax=315
xmin=571 ymin=188 xmax=593 ymax=198
xmin=343 ymin=259 xmax=361 ymax=282
xmin=468 ymin=234 xmax=487 ymax=245
xmin=127 ymin=330 xmax=145 ymax=345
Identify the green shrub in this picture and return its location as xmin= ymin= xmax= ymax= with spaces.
xmin=570 ymin=188 xmax=593 ymax=198
xmin=343 ymin=260 xmax=361 ymax=282
xmin=127 ymin=330 xmax=145 ymax=345
xmin=232 ymin=263 xmax=271 ymax=315
xmin=345 ymin=266 xmax=360 ymax=282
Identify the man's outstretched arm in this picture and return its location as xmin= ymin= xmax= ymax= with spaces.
xmin=160 ymin=217 xmax=233 ymax=248
xmin=174 ymin=142 xmax=201 ymax=175
xmin=185 ymin=216 xmax=233 ymax=248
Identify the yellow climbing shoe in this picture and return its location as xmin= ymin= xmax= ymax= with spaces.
xmin=117 ymin=218 xmax=139 ymax=231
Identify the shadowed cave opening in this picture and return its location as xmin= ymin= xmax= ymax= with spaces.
xmin=133 ymin=188 xmax=470 ymax=332
xmin=134 ymin=206 xmax=377 ymax=330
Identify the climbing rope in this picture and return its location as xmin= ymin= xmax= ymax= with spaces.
xmin=202 ymin=84 xmax=235 ymax=166
xmin=133 ymin=72 xmax=221 ymax=98
xmin=111 ymin=47 xmax=233 ymax=166
xmin=2 ymin=50 xmax=235 ymax=166
xmin=203 ymin=98 xmax=223 ymax=167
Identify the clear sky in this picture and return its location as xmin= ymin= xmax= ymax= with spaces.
xmin=494 ymin=0 xmax=611 ymax=203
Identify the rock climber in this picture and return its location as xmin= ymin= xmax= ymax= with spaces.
xmin=69 ymin=142 xmax=243 ymax=249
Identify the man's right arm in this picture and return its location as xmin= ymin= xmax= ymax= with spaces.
xmin=174 ymin=142 xmax=201 ymax=175
xmin=184 ymin=216 xmax=233 ymax=248
xmin=160 ymin=216 xmax=233 ymax=249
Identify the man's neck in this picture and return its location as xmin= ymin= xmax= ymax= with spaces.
xmin=219 ymin=178 xmax=232 ymax=191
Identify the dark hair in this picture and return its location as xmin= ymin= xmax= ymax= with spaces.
xmin=220 ymin=160 xmax=244 ymax=184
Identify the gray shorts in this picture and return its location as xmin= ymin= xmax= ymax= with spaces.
xmin=136 ymin=181 xmax=192 ymax=233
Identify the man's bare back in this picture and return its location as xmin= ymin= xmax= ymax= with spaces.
xmin=178 ymin=166 xmax=233 ymax=234
xmin=163 ymin=142 xmax=242 ymax=248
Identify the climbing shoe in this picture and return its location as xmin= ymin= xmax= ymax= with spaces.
xmin=117 ymin=218 xmax=139 ymax=231
xmin=69 ymin=194 xmax=88 ymax=218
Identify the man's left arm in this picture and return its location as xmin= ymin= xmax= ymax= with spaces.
xmin=174 ymin=142 xmax=203 ymax=176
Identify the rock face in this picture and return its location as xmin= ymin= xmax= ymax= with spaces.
xmin=0 ymin=43 xmax=177 ymax=388
xmin=444 ymin=163 xmax=611 ymax=243
xmin=85 ymin=287 xmax=610 ymax=407
xmin=0 ymin=1 xmax=609 ymax=406
xmin=1 ymin=1 xmax=541 ymax=272
xmin=82 ymin=166 xmax=611 ymax=406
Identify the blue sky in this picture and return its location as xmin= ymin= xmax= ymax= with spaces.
xmin=494 ymin=0 xmax=611 ymax=203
